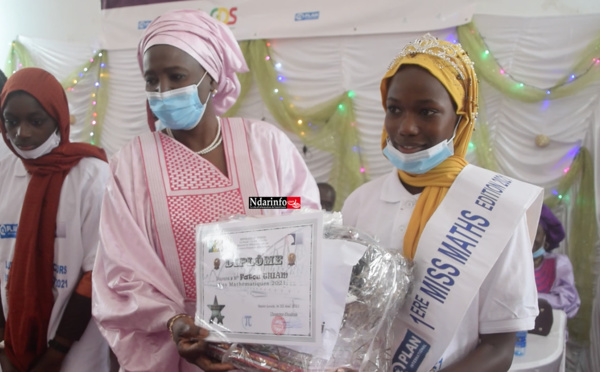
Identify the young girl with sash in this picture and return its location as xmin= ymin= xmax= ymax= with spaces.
xmin=0 ymin=68 xmax=110 ymax=372
xmin=342 ymin=35 xmax=543 ymax=371
xmin=91 ymin=9 xmax=320 ymax=372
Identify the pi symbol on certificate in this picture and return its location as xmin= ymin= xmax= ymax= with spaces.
xmin=242 ymin=315 xmax=253 ymax=329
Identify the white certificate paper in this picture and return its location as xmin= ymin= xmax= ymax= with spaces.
xmin=195 ymin=212 xmax=323 ymax=347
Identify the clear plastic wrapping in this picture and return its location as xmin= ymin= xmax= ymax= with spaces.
xmin=202 ymin=212 xmax=413 ymax=371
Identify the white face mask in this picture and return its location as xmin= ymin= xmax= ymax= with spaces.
xmin=383 ymin=116 xmax=461 ymax=174
xmin=11 ymin=131 xmax=61 ymax=159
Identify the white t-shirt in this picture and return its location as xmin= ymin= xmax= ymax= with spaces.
xmin=0 ymin=141 xmax=12 ymax=162
xmin=0 ymin=155 xmax=110 ymax=372
xmin=342 ymin=170 xmax=538 ymax=369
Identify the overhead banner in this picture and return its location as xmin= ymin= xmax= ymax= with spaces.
xmin=100 ymin=0 xmax=476 ymax=50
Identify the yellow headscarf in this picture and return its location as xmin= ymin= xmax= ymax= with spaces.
xmin=380 ymin=34 xmax=478 ymax=260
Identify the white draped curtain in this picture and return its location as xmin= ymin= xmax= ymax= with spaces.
xmin=1 ymin=12 xmax=599 ymax=371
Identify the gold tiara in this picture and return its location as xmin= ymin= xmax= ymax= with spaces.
xmin=387 ymin=33 xmax=473 ymax=81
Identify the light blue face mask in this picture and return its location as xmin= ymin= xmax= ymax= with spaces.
xmin=383 ymin=117 xmax=460 ymax=174
xmin=533 ymin=247 xmax=546 ymax=259
xmin=146 ymin=71 xmax=211 ymax=131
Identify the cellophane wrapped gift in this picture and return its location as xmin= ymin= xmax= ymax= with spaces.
xmin=206 ymin=212 xmax=413 ymax=371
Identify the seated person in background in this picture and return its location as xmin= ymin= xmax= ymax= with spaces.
xmin=533 ymin=205 xmax=580 ymax=318
xmin=317 ymin=182 xmax=336 ymax=211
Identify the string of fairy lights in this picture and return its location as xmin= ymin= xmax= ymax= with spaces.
xmin=6 ymin=29 xmax=594 ymax=192
xmin=6 ymin=42 xmax=28 ymax=73
xmin=63 ymin=50 xmax=108 ymax=146
xmin=459 ymin=26 xmax=600 ymax=98
xmin=450 ymin=29 xmax=595 ymax=202
xmin=262 ymin=41 xmax=366 ymax=174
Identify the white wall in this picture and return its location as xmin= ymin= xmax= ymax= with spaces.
xmin=2 ymin=0 xmax=600 ymax=68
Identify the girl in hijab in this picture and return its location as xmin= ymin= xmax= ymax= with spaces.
xmin=0 ymin=67 xmax=110 ymax=372
xmin=92 ymin=9 xmax=319 ymax=372
xmin=533 ymin=205 xmax=580 ymax=318
xmin=342 ymin=35 xmax=543 ymax=371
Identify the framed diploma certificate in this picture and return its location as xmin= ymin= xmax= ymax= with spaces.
xmin=195 ymin=212 xmax=323 ymax=347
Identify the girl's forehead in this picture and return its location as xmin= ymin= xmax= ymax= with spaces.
xmin=4 ymin=92 xmax=46 ymax=113
xmin=389 ymin=66 xmax=455 ymax=104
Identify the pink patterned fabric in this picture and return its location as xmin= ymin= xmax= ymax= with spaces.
xmin=154 ymin=120 xmax=255 ymax=301
xmin=138 ymin=9 xmax=248 ymax=115
xmin=168 ymin=191 xmax=245 ymax=299
xmin=163 ymin=135 xmax=232 ymax=190
xmin=535 ymin=257 xmax=557 ymax=294
xmin=161 ymin=131 xmax=246 ymax=298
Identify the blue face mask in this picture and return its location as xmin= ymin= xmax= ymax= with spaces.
xmin=533 ymin=247 xmax=546 ymax=259
xmin=146 ymin=71 xmax=211 ymax=131
xmin=383 ymin=118 xmax=460 ymax=174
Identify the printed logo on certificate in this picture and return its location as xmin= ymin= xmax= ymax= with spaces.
xmin=195 ymin=212 xmax=323 ymax=347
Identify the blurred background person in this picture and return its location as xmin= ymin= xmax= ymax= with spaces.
xmin=533 ymin=204 xmax=580 ymax=319
xmin=317 ymin=182 xmax=336 ymax=211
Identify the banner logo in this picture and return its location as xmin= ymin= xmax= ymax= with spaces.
xmin=138 ymin=20 xmax=152 ymax=30
xmin=0 ymin=224 xmax=18 ymax=239
xmin=294 ymin=11 xmax=320 ymax=21
xmin=137 ymin=7 xmax=237 ymax=30
xmin=211 ymin=7 xmax=238 ymax=25
xmin=391 ymin=330 xmax=430 ymax=372
xmin=248 ymin=197 xmax=302 ymax=209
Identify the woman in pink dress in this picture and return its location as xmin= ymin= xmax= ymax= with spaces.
xmin=92 ymin=9 xmax=319 ymax=372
